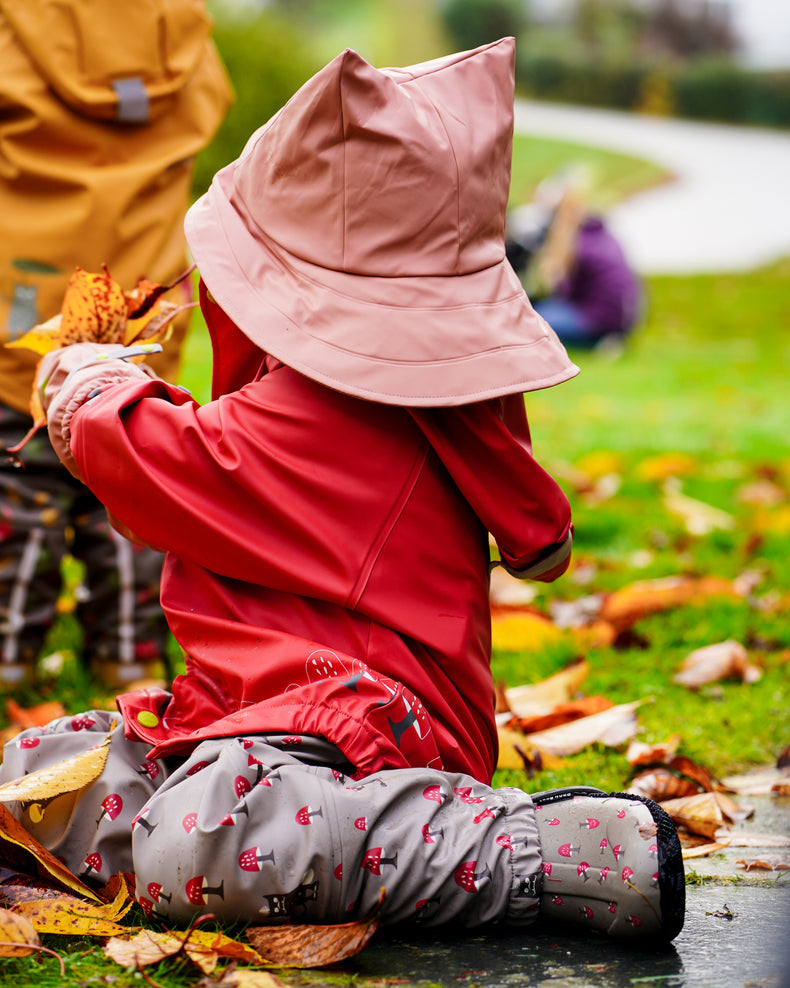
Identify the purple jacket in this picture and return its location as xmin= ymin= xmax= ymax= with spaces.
xmin=557 ymin=217 xmax=641 ymax=335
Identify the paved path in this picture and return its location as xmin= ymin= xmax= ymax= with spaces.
xmin=513 ymin=99 xmax=790 ymax=274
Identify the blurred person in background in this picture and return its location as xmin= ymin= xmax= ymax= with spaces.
xmin=0 ymin=0 xmax=233 ymax=688
xmin=507 ymin=172 xmax=642 ymax=350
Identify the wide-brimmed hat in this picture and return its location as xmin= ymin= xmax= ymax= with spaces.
xmin=185 ymin=38 xmax=578 ymax=406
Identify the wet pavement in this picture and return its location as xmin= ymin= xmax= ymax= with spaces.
xmin=345 ymin=883 xmax=790 ymax=987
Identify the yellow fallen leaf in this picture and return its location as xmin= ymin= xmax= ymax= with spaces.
xmin=245 ymin=914 xmax=380 ymax=968
xmin=183 ymin=928 xmax=266 ymax=967
xmin=491 ymin=611 xmax=564 ymax=653
xmin=500 ymin=659 xmax=590 ymax=717
xmin=521 ymin=700 xmax=644 ymax=757
xmin=0 ymin=803 xmax=102 ymax=902
xmin=635 ymin=452 xmax=697 ymax=482
xmin=496 ymin=726 xmax=563 ymax=772
xmin=0 ymin=907 xmax=40 ymax=957
xmin=0 ymin=728 xmax=113 ymax=803
xmin=16 ymin=876 xmax=134 ymax=936
xmin=663 ymin=478 xmax=736 ymax=535
xmin=5 ymin=315 xmax=61 ymax=354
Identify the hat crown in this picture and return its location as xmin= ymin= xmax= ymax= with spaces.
xmin=232 ymin=40 xmax=515 ymax=278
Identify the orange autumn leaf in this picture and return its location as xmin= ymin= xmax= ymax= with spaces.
xmin=626 ymin=735 xmax=683 ymax=767
xmin=599 ymin=575 xmax=740 ymax=631
xmin=510 ymin=696 xmax=613 ymax=735
xmin=59 ymin=266 xmax=128 ymax=344
xmin=245 ymin=914 xmax=380 ymax=968
xmin=628 ymin=768 xmax=702 ymax=803
xmin=5 ymin=697 xmax=66 ymax=730
xmin=2 ymin=264 xmax=195 ymax=462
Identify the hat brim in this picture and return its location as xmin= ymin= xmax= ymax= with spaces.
xmin=185 ymin=162 xmax=579 ymax=407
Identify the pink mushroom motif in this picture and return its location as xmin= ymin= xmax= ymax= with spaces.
xmin=238 ymin=846 xmax=276 ymax=872
xmin=454 ymin=860 xmax=491 ymax=893
xmin=361 ymin=848 xmax=399 ymax=876
xmin=96 ymin=793 xmax=122 ymax=826
xmin=185 ymin=875 xmax=225 ymax=906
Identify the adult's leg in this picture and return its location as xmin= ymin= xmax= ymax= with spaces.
xmin=70 ymin=487 xmax=171 ymax=686
xmin=0 ymin=403 xmax=71 ymax=686
xmin=533 ymin=297 xmax=599 ymax=348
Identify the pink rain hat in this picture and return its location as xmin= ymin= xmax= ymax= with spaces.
xmin=185 ymin=38 xmax=579 ymax=406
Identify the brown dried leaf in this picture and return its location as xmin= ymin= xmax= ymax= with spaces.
xmin=0 ymin=728 xmax=113 ymax=803
xmin=628 ymin=768 xmax=700 ymax=803
xmin=245 ymin=914 xmax=380 ymax=968
xmin=736 ymin=857 xmax=790 ymax=871
xmin=660 ymin=792 xmax=725 ymax=839
xmin=673 ymin=639 xmax=762 ymax=689
xmin=0 ymin=907 xmax=40 ymax=957
xmin=626 ymin=735 xmax=683 ymax=767
xmin=105 ymin=929 xmax=193 ymax=969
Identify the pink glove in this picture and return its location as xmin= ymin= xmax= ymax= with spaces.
xmin=35 ymin=342 xmax=162 ymax=480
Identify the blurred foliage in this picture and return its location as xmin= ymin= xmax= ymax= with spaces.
xmin=439 ymin=0 xmax=525 ymax=52
xmin=194 ymin=2 xmax=325 ymax=197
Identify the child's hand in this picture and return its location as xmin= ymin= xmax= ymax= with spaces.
xmin=35 ymin=342 xmax=161 ymax=480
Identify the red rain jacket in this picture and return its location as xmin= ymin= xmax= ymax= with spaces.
xmin=68 ymin=299 xmax=572 ymax=782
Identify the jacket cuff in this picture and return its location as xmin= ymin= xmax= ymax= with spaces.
xmin=497 ymin=529 xmax=573 ymax=582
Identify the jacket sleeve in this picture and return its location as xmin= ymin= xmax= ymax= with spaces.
xmin=408 ymin=396 xmax=573 ymax=582
xmin=67 ymin=373 xmax=405 ymax=601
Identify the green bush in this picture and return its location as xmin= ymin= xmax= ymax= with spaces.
xmin=514 ymin=49 xmax=790 ymax=129
xmin=193 ymin=6 xmax=323 ymax=197
xmin=440 ymin=0 xmax=526 ymax=52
